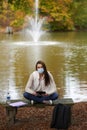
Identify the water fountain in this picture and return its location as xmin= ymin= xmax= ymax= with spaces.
xmin=26 ymin=0 xmax=45 ymax=42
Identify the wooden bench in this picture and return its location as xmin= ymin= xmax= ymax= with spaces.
xmin=5 ymin=98 xmax=74 ymax=125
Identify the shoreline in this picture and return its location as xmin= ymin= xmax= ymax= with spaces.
xmin=0 ymin=28 xmax=87 ymax=34
xmin=0 ymin=102 xmax=87 ymax=130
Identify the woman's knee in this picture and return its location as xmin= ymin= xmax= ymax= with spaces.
xmin=51 ymin=92 xmax=58 ymax=100
xmin=23 ymin=92 xmax=30 ymax=99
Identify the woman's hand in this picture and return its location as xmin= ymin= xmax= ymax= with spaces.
xmin=32 ymin=91 xmax=38 ymax=96
xmin=42 ymin=93 xmax=49 ymax=96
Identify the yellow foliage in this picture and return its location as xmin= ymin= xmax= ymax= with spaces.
xmin=2 ymin=1 xmax=8 ymax=9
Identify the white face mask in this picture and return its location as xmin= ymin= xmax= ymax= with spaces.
xmin=37 ymin=68 xmax=44 ymax=74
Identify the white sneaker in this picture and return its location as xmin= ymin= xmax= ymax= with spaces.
xmin=49 ymin=100 xmax=53 ymax=105
xmin=31 ymin=100 xmax=34 ymax=105
xmin=43 ymin=100 xmax=53 ymax=105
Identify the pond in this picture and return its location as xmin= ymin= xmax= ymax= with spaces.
xmin=0 ymin=31 xmax=87 ymax=103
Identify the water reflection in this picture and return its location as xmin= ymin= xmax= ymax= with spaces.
xmin=65 ymin=75 xmax=87 ymax=102
xmin=0 ymin=32 xmax=87 ymax=103
xmin=63 ymin=41 xmax=87 ymax=102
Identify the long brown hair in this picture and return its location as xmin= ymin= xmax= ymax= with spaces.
xmin=36 ymin=60 xmax=50 ymax=86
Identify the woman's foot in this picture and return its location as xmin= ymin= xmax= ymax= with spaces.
xmin=30 ymin=100 xmax=34 ymax=105
xmin=43 ymin=100 xmax=53 ymax=105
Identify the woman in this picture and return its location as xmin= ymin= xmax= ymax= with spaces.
xmin=23 ymin=60 xmax=58 ymax=104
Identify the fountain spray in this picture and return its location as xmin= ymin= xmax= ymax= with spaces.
xmin=26 ymin=0 xmax=45 ymax=42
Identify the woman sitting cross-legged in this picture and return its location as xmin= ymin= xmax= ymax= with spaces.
xmin=23 ymin=60 xmax=58 ymax=104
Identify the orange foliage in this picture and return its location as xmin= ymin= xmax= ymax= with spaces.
xmin=15 ymin=11 xmax=25 ymax=19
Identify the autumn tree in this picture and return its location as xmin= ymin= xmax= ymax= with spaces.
xmin=0 ymin=0 xmax=31 ymax=31
xmin=71 ymin=0 xmax=87 ymax=29
xmin=39 ymin=0 xmax=74 ymax=31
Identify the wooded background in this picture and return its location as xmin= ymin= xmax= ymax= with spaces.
xmin=0 ymin=0 xmax=87 ymax=31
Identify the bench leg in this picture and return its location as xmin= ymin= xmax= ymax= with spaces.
xmin=6 ymin=107 xmax=17 ymax=125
